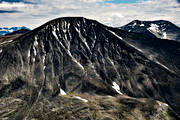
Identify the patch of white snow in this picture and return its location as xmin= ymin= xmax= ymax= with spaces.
xmin=60 ymin=88 xmax=66 ymax=95
xmin=34 ymin=36 xmax=38 ymax=46
xmin=132 ymin=22 xmax=137 ymax=27
xmin=27 ymin=50 xmax=30 ymax=58
xmin=33 ymin=46 xmax=37 ymax=56
xmin=33 ymin=58 xmax=35 ymax=62
xmin=148 ymin=24 xmax=160 ymax=33
xmin=43 ymin=66 xmax=46 ymax=70
xmin=140 ymin=24 xmax=145 ymax=27
xmin=75 ymin=27 xmax=91 ymax=53
xmin=107 ymin=29 xmax=143 ymax=53
xmin=72 ymin=58 xmax=84 ymax=70
xmin=163 ymin=103 xmax=169 ymax=107
xmin=0 ymin=40 xmax=13 ymax=45
xmin=163 ymin=32 xmax=167 ymax=39
xmin=73 ymin=96 xmax=88 ymax=103
xmin=128 ymin=43 xmax=143 ymax=53
xmin=52 ymin=108 xmax=59 ymax=112
xmin=8 ymin=40 xmax=13 ymax=43
xmin=42 ymin=55 xmax=46 ymax=63
xmin=156 ymin=61 xmax=172 ymax=72
xmin=112 ymin=82 xmax=123 ymax=95
xmin=52 ymin=30 xmax=59 ymax=40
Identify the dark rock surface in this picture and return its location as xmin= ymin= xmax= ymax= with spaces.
xmin=0 ymin=17 xmax=180 ymax=119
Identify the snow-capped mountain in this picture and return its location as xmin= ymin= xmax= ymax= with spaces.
xmin=0 ymin=26 xmax=30 ymax=36
xmin=120 ymin=20 xmax=180 ymax=41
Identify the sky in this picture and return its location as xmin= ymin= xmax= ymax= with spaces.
xmin=0 ymin=0 xmax=180 ymax=29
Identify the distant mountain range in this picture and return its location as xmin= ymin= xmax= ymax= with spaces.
xmin=0 ymin=26 xmax=30 ymax=36
xmin=120 ymin=20 xmax=180 ymax=41
xmin=0 ymin=18 xmax=180 ymax=120
xmin=0 ymin=0 xmax=29 ymax=3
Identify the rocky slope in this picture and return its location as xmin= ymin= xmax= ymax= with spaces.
xmin=0 ymin=17 xmax=180 ymax=119
xmin=120 ymin=20 xmax=180 ymax=41
xmin=0 ymin=94 xmax=179 ymax=120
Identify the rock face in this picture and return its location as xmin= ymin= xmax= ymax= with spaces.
xmin=0 ymin=17 xmax=180 ymax=119
xmin=120 ymin=20 xmax=180 ymax=41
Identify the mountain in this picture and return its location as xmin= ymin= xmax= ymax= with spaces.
xmin=0 ymin=26 xmax=30 ymax=36
xmin=0 ymin=17 xmax=180 ymax=120
xmin=120 ymin=20 xmax=180 ymax=41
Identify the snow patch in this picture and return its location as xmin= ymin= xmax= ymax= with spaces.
xmin=52 ymin=30 xmax=59 ymax=40
xmin=33 ymin=46 xmax=37 ymax=56
xmin=156 ymin=61 xmax=172 ymax=72
xmin=67 ymin=23 xmax=70 ymax=29
xmin=0 ymin=40 xmax=13 ymax=45
xmin=32 ymin=37 xmax=38 ymax=57
xmin=52 ymin=108 xmax=59 ymax=112
xmin=148 ymin=24 xmax=160 ymax=33
xmin=73 ymin=96 xmax=88 ymax=103
xmin=60 ymin=88 xmax=66 ymax=95
xmin=140 ymin=24 xmax=145 ymax=27
xmin=53 ymin=28 xmax=84 ymax=70
xmin=43 ymin=66 xmax=46 ymax=70
xmin=33 ymin=36 xmax=38 ymax=49
xmin=72 ymin=58 xmax=84 ymax=70
xmin=8 ymin=40 xmax=13 ymax=43
xmin=163 ymin=103 xmax=169 ymax=107
xmin=77 ymin=23 xmax=80 ymax=27
xmin=158 ymin=101 xmax=169 ymax=107
xmin=112 ymin=82 xmax=123 ymax=95
xmin=83 ymin=18 xmax=86 ymax=23
xmin=27 ymin=50 xmax=30 ymax=58
xmin=75 ymin=27 xmax=91 ymax=53
xmin=163 ymin=32 xmax=167 ymax=39
xmin=34 ymin=40 xmax=38 ymax=47
xmin=42 ymin=55 xmax=46 ymax=63
xmin=107 ymin=29 xmax=123 ymax=40
xmin=128 ymin=43 xmax=143 ymax=53
xmin=107 ymin=29 xmax=143 ymax=53
xmin=132 ymin=22 xmax=137 ymax=27
xmin=33 ymin=58 xmax=35 ymax=62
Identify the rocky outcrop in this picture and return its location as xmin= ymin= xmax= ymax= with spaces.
xmin=0 ymin=17 xmax=180 ymax=119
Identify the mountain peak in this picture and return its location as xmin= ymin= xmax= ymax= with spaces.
xmin=120 ymin=20 xmax=180 ymax=41
xmin=0 ymin=17 xmax=180 ymax=119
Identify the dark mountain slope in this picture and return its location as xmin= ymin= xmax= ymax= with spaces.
xmin=112 ymin=28 xmax=180 ymax=75
xmin=0 ymin=17 xmax=180 ymax=119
